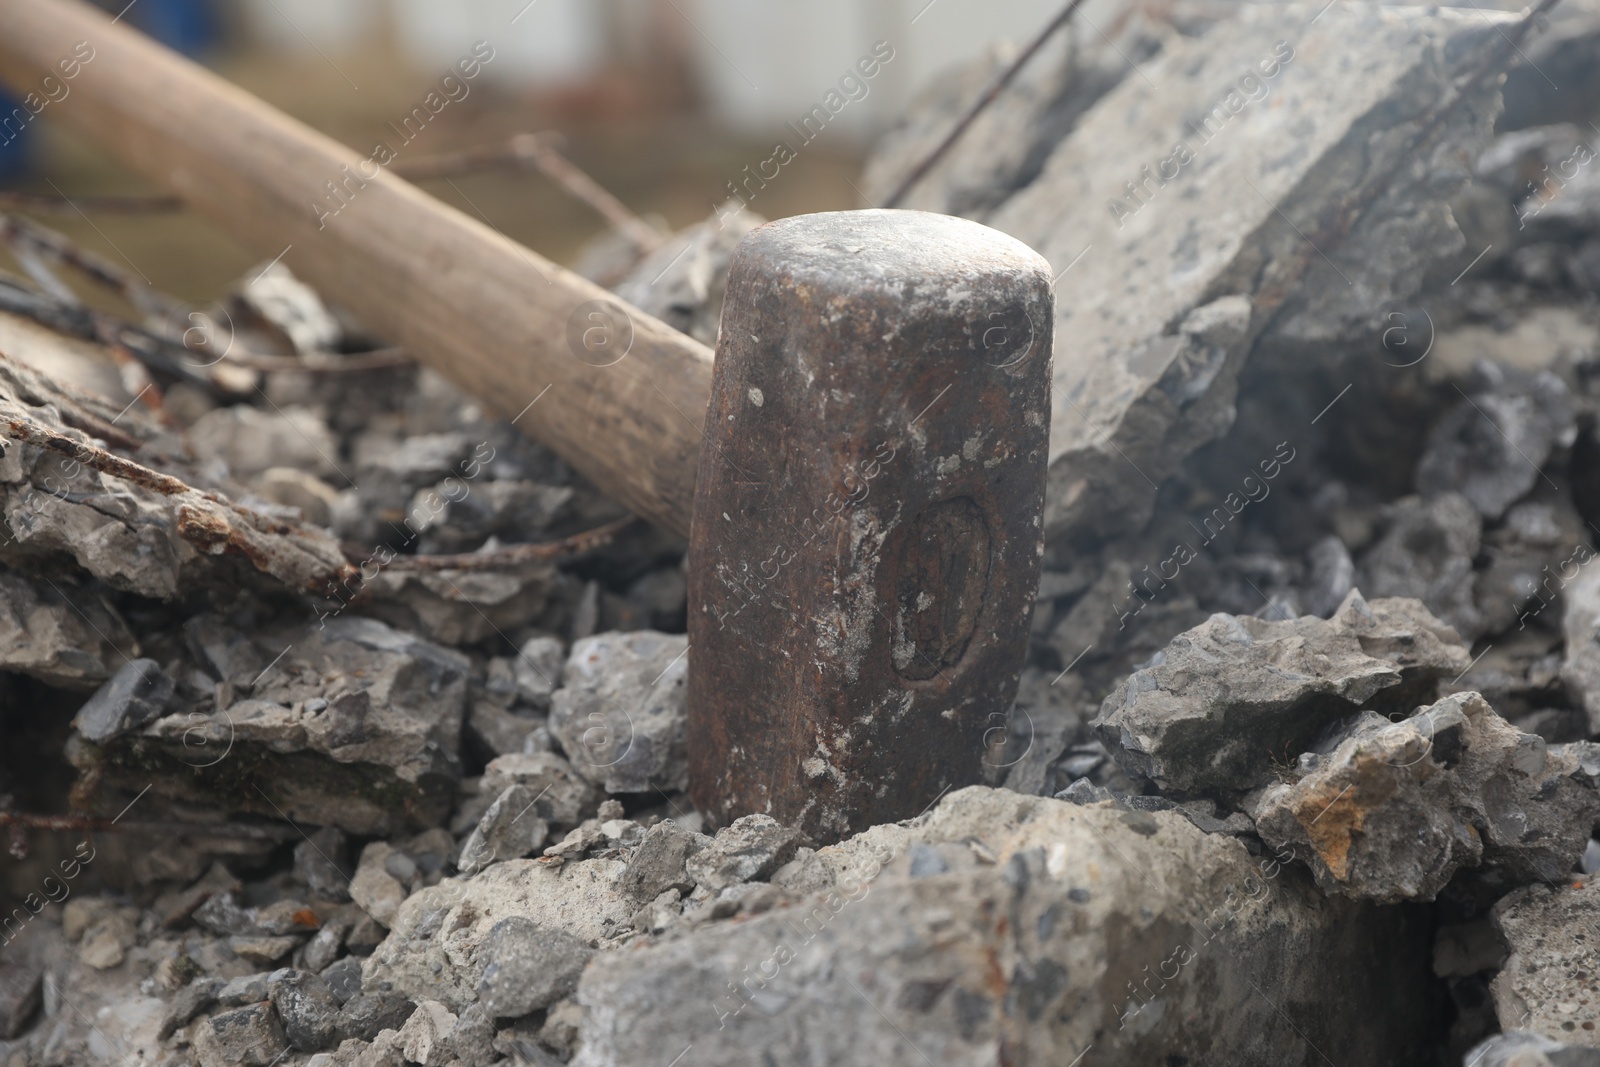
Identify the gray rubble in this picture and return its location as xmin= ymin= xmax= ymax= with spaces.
xmin=0 ymin=353 xmax=355 ymax=601
xmin=189 ymin=404 xmax=340 ymax=481
xmin=3 ymin=2 xmax=1600 ymax=1064
xmin=548 ymin=630 xmax=689 ymax=794
xmin=1093 ymin=590 xmax=1470 ymax=797
xmin=476 ymin=917 xmax=594 ymax=1018
xmin=611 ymin=207 xmax=764 ymax=347
xmin=0 ymin=570 xmax=134 ymax=688
xmin=617 ymin=819 xmax=707 ymax=902
xmin=1566 ymin=563 xmax=1600 ymax=734
xmin=1414 ymin=367 xmax=1576 ymax=521
xmin=1357 ymin=493 xmax=1488 ymax=641
xmin=861 ymin=21 xmax=1164 ymax=219
xmin=71 ymin=658 xmax=174 ymax=741
xmin=1249 ymin=692 xmax=1600 ymax=903
xmin=456 ymin=784 xmax=550 ymax=876
xmin=476 ymin=751 xmax=600 ymax=829
xmin=361 ymin=856 xmax=634 ymax=1013
xmin=682 ymin=814 xmax=802 ymax=893
xmin=359 ymin=564 xmax=563 ymax=647
xmin=270 ymin=968 xmax=343 ymax=1051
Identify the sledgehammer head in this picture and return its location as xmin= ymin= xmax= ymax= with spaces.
xmin=686 ymin=209 xmax=1054 ymax=842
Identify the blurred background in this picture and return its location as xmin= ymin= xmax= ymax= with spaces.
xmin=0 ymin=0 xmax=1090 ymax=301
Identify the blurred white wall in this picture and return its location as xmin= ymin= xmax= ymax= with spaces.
xmin=686 ymin=0 xmax=1086 ymax=139
xmin=239 ymin=0 xmax=385 ymax=54
xmin=237 ymin=0 xmax=1122 ymax=138
xmin=390 ymin=0 xmax=608 ymax=86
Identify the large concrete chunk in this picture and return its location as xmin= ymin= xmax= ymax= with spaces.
xmin=574 ymin=788 xmax=1439 ymax=1066
xmin=84 ymin=615 xmax=468 ymax=835
xmin=1250 ymin=693 xmax=1600 ymax=903
xmin=1094 ymin=591 xmax=1468 ymax=797
xmin=1489 ymin=877 xmax=1600 ymax=1047
xmin=977 ymin=4 xmax=1514 ymax=544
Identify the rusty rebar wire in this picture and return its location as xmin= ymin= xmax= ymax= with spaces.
xmin=343 ymin=515 xmax=636 ymax=573
xmin=882 ymin=0 xmax=1090 ymax=209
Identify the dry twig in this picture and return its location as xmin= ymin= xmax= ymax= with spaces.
xmin=398 ymin=132 xmax=666 ymax=253
xmin=0 ymin=189 xmax=184 ymax=215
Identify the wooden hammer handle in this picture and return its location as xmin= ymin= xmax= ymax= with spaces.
xmin=0 ymin=0 xmax=710 ymax=537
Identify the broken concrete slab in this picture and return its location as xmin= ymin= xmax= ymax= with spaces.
xmin=963 ymin=3 xmax=1516 ymax=546
xmin=1249 ymin=692 xmax=1600 ymax=903
xmin=617 ymin=819 xmax=707 ymax=903
xmin=548 ymin=630 xmax=688 ymax=794
xmin=1489 ymin=876 xmax=1600 ymax=1046
xmin=84 ymin=615 xmax=468 ymax=836
xmin=193 ymin=1001 xmax=289 ymax=1067
xmin=860 ymin=25 xmax=1155 ymax=220
xmin=477 ymin=752 xmax=599 ymax=830
xmin=358 ymin=565 xmax=563 ymax=647
xmin=1473 ymin=497 xmax=1592 ymax=641
xmin=575 ymin=786 xmax=1439 ymax=1066
xmin=1094 ymin=591 xmax=1469 ymax=797
xmin=512 ymin=634 xmax=564 ymax=711
xmin=683 ymin=814 xmax=802 ymax=894
xmin=997 ymin=667 xmax=1092 ymax=797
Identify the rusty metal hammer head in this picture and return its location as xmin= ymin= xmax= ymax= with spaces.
xmin=686 ymin=208 xmax=1054 ymax=843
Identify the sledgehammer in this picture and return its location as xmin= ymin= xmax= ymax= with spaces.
xmin=0 ymin=0 xmax=1054 ymax=841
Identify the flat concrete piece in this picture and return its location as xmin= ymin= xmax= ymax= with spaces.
xmin=976 ymin=4 xmax=1516 ymax=544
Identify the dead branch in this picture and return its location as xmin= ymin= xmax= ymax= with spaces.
xmin=397 ymin=132 xmax=667 ymax=254
xmin=0 ymin=213 xmax=172 ymax=318
xmin=0 ymin=189 xmax=184 ymax=215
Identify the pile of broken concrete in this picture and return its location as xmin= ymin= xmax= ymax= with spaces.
xmin=3 ymin=2 xmax=1600 ymax=1066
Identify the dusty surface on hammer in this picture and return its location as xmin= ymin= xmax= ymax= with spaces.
xmin=687 ymin=209 xmax=1052 ymax=842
